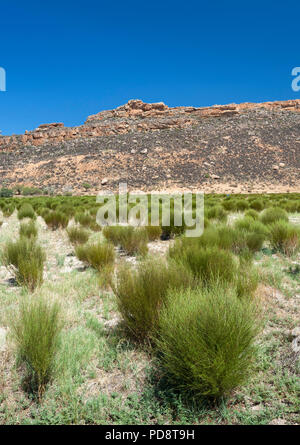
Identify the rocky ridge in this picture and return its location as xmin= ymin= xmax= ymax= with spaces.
xmin=0 ymin=99 xmax=299 ymax=194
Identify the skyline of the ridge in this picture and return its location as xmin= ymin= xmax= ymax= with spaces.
xmin=0 ymin=0 xmax=300 ymax=136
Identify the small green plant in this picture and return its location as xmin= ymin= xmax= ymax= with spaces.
xmin=19 ymin=221 xmax=38 ymax=239
xmin=236 ymin=199 xmax=249 ymax=211
xmin=1 ymin=238 xmax=46 ymax=291
xmin=245 ymin=209 xmax=259 ymax=220
xmin=0 ymin=187 xmax=13 ymax=198
xmin=156 ymin=284 xmax=262 ymax=399
xmin=2 ymin=203 xmax=15 ymax=217
xmin=250 ymin=199 xmax=264 ymax=211
xmin=268 ymin=221 xmax=300 ymax=256
xmin=66 ymin=226 xmax=90 ymax=245
xmin=75 ymin=242 xmax=115 ymax=272
xmin=260 ymin=207 xmax=288 ymax=225
xmin=44 ymin=211 xmax=69 ymax=230
xmin=145 ymin=225 xmax=162 ymax=241
xmin=11 ymin=296 xmax=62 ymax=399
xmin=104 ymin=225 xmax=148 ymax=256
xmin=18 ymin=203 xmax=36 ymax=220
xmin=74 ymin=212 xmax=94 ymax=228
xmin=207 ymin=205 xmax=227 ymax=222
xmin=114 ymin=257 xmax=193 ymax=340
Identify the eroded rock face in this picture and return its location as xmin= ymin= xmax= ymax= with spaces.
xmin=0 ymin=99 xmax=299 ymax=194
xmin=1 ymin=99 xmax=299 ymax=151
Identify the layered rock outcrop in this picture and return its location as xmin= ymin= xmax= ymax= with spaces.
xmin=1 ymin=99 xmax=299 ymax=152
xmin=0 ymin=99 xmax=299 ymax=194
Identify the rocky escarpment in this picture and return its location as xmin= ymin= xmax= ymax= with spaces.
xmin=0 ymin=99 xmax=300 ymax=194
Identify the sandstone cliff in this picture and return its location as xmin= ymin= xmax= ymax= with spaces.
xmin=0 ymin=99 xmax=299 ymax=194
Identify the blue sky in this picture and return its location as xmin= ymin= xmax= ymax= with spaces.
xmin=0 ymin=0 xmax=299 ymax=135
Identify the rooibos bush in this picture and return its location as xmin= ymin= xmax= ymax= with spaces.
xmin=18 ymin=203 xmax=36 ymax=220
xmin=1 ymin=238 xmax=45 ymax=291
xmin=75 ymin=242 xmax=115 ymax=271
xmin=145 ymin=225 xmax=162 ymax=241
xmin=268 ymin=221 xmax=300 ymax=256
xmin=114 ymin=257 xmax=193 ymax=340
xmin=260 ymin=207 xmax=288 ymax=225
xmin=19 ymin=221 xmax=38 ymax=239
xmin=104 ymin=225 xmax=148 ymax=256
xmin=44 ymin=211 xmax=69 ymax=230
xmin=156 ymin=284 xmax=262 ymax=399
xmin=67 ymin=226 xmax=90 ymax=245
xmin=11 ymin=296 xmax=62 ymax=398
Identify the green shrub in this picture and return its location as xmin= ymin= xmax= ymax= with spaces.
xmin=250 ymin=199 xmax=264 ymax=211
xmin=161 ymin=208 xmax=186 ymax=239
xmin=260 ymin=207 xmax=288 ymax=225
xmin=44 ymin=211 xmax=69 ymax=230
xmin=11 ymin=296 xmax=62 ymax=398
xmin=284 ymin=200 xmax=300 ymax=213
xmin=236 ymin=199 xmax=249 ymax=211
xmin=18 ymin=203 xmax=36 ymax=220
xmin=0 ymin=187 xmax=13 ymax=198
xmin=66 ymin=226 xmax=90 ymax=245
xmin=222 ymin=199 xmax=236 ymax=211
xmin=19 ymin=221 xmax=38 ymax=239
xmin=102 ymin=226 xmax=124 ymax=245
xmin=74 ymin=212 xmax=94 ymax=228
xmin=114 ymin=257 xmax=193 ymax=340
xmin=75 ymin=242 xmax=115 ymax=271
xmin=104 ymin=225 xmax=148 ymax=256
xmin=21 ymin=187 xmax=42 ymax=196
xmin=0 ymin=220 xmax=3 ymax=227
xmin=207 ymin=205 xmax=227 ymax=222
xmin=268 ymin=221 xmax=300 ymax=256
xmin=245 ymin=209 xmax=259 ymax=220
xmin=169 ymin=241 xmax=258 ymax=297
xmin=145 ymin=225 xmax=162 ymax=241
xmin=2 ymin=204 xmax=15 ymax=217
xmin=178 ymin=246 xmax=237 ymax=285
xmin=156 ymin=284 xmax=262 ymax=399
xmin=1 ymin=238 xmax=46 ymax=291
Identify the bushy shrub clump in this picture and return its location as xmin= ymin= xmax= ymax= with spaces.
xmin=250 ymin=199 xmax=264 ymax=211
xmin=236 ymin=199 xmax=249 ymax=211
xmin=145 ymin=225 xmax=162 ymax=241
xmin=18 ymin=203 xmax=36 ymax=220
xmin=207 ymin=205 xmax=227 ymax=222
xmin=66 ymin=226 xmax=90 ymax=245
xmin=268 ymin=221 xmax=300 ymax=256
xmin=11 ymin=296 xmax=62 ymax=398
xmin=75 ymin=242 xmax=115 ymax=271
xmin=114 ymin=257 xmax=193 ymax=340
xmin=245 ymin=209 xmax=259 ymax=220
xmin=169 ymin=242 xmax=258 ymax=298
xmin=74 ymin=212 xmax=94 ymax=228
xmin=260 ymin=207 xmax=288 ymax=225
xmin=1 ymin=238 xmax=46 ymax=291
xmin=2 ymin=204 xmax=15 ymax=217
xmin=284 ymin=200 xmax=300 ymax=213
xmin=156 ymin=284 xmax=262 ymax=399
xmin=103 ymin=225 xmax=148 ymax=256
xmin=19 ymin=221 xmax=38 ymax=239
xmin=0 ymin=187 xmax=13 ymax=197
xmin=44 ymin=211 xmax=69 ymax=230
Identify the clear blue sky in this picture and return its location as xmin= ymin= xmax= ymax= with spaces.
xmin=0 ymin=0 xmax=299 ymax=135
